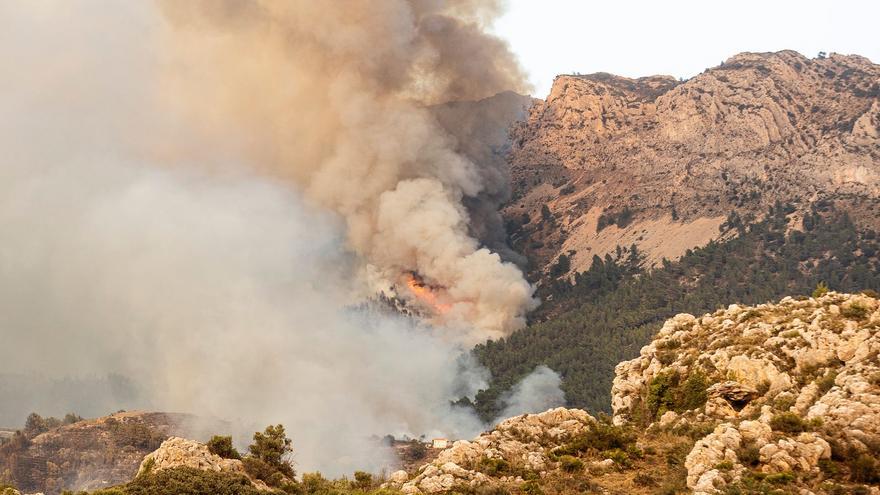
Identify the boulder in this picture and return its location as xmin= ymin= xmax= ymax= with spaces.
xmin=400 ymin=407 xmax=595 ymax=494
xmin=138 ymin=437 xmax=271 ymax=490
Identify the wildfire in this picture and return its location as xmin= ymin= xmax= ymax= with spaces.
xmin=404 ymin=273 xmax=452 ymax=315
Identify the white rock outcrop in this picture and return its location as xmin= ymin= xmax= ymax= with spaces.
xmin=138 ymin=437 xmax=271 ymax=490
xmin=611 ymin=292 xmax=880 ymax=493
xmin=390 ymin=408 xmax=594 ymax=494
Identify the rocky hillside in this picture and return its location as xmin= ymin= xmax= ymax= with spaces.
xmin=31 ymin=292 xmax=880 ymax=494
xmin=136 ymin=437 xmax=272 ymax=490
xmin=0 ymin=411 xmax=209 ymax=494
xmin=612 ymin=291 xmax=880 ymax=493
xmin=504 ymin=51 xmax=880 ymax=281
xmin=393 ymin=292 xmax=880 ymax=494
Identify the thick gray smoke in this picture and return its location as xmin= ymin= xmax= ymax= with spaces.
xmin=0 ymin=0 xmax=561 ymax=476
xmin=157 ymin=0 xmax=538 ymax=343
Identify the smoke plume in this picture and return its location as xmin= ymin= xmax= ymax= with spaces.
xmin=156 ymin=0 xmax=538 ymax=343
xmin=495 ymin=366 xmax=566 ymax=421
xmin=0 ymin=0 xmax=559 ymax=477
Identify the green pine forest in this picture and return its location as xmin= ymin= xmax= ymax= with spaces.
xmin=472 ymin=201 xmax=880 ymax=421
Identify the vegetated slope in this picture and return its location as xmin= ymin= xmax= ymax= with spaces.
xmin=390 ymin=292 xmax=880 ymax=494
xmin=0 ymin=411 xmax=208 ymax=495
xmin=474 ymin=203 xmax=880 ymax=420
xmin=503 ymin=50 xmax=880 ymax=283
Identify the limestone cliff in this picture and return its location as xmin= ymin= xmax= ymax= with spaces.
xmin=505 ymin=51 xmax=880 ymax=280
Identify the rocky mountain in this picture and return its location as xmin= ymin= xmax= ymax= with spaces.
xmin=503 ymin=51 xmax=880 ymax=281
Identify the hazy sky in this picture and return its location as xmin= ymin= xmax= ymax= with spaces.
xmin=494 ymin=0 xmax=880 ymax=97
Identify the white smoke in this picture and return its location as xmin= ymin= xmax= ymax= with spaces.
xmin=494 ymin=366 xmax=566 ymax=422
xmin=156 ymin=0 xmax=538 ymax=342
xmin=0 ymin=0 xmax=562 ymax=477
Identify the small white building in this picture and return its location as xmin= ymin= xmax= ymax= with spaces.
xmin=431 ymin=438 xmax=449 ymax=449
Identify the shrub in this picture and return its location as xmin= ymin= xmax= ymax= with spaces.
xmin=138 ymin=458 xmax=156 ymax=477
xmin=850 ymin=454 xmax=880 ymax=483
xmin=670 ymin=420 xmax=718 ymax=441
xmin=300 ymin=472 xmax=330 ymax=493
xmin=597 ymin=212 xmax=614 ymax=232
xmin=23 ymin=412 xmax=62 ymax=437
xmin=772 ymin=395 xmax=796 ymax=412
xmin=521 ymin=480 xmax=543 ymax=495
xmin=63 ymin=413 xmax=84 ymax=425
xmin=96 ymin=467 xmax=265 ymax=495
xmin=816 ymin=371 xmax=838 ymax=393
xmin=247 ymin=425 xmax=294 ymax=480
xmin=656 ymin=351 xmax=676 ymax=365
xmin=549 ymin=254 xmax=571 ymax=278
xmin=557 ymin=455 xmax=583 ymax=473
xmin=208 ymin=436 xmax=241 ymax=460
xmin=353 ymin=471 xmax=372 ymax=489
xmin=765 ymin=471 xmax=795 ymax=485
xmin=602 ymin=448 xmax=631 ymax=468
xmin=554 ymin=419 xmax=635 ymax=457
xmin=769 ymin=412 xmax=807 ymax=434
xmin=736 ymin=445 xmax=760 ymax=467
xmin=812 ymin=282 xmax=830 ymax=298
xmin=646 ymin=371 xmax=709 ymax=420
xmin=841 ymin=302 xmax=870 ymax=320
xmin=646 ymin=372 xmax=677 ymax=419
xmin=656 ymin=339 xmax=681 ymax=350
xmin=616 ymin=208 xmax=634 ymax=229
xmin=678 ymin=372 xmax=710 ymax=411
xmin=403 ymin=440 xmax=427 ymax=462
xmin=819 ymin=458 xmax=840 ymax=477
xmin=633 ymin=472 xmax=656 ymax=486
xmin=478 ymin=457 xmax=510 ymax=476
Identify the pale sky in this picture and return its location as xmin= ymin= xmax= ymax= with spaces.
xmin=494 ymin=0 xmax=880 ymax=97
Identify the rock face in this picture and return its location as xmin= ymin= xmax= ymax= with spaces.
xmin=137 ymin=437 xmax=270 ymax=490
xmin=612 ymin=291 xmax=880 ymax=493
xmin=0 ymin=411 xmax=206 ymax=495
xmin=385 ymin=408 xmax=595 ymax=494
xmin=504 ymin=51 xmax=880 ymax=280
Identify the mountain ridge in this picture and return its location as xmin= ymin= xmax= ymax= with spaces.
xmin=503 ymin=50 xmax=880 ymax=282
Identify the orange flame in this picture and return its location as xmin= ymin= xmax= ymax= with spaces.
xmin=405 ymin=274 xmax=452 ymax=314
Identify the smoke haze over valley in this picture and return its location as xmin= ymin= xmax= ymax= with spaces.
xmin=0 ymin=0 xmax=560 ymax=476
